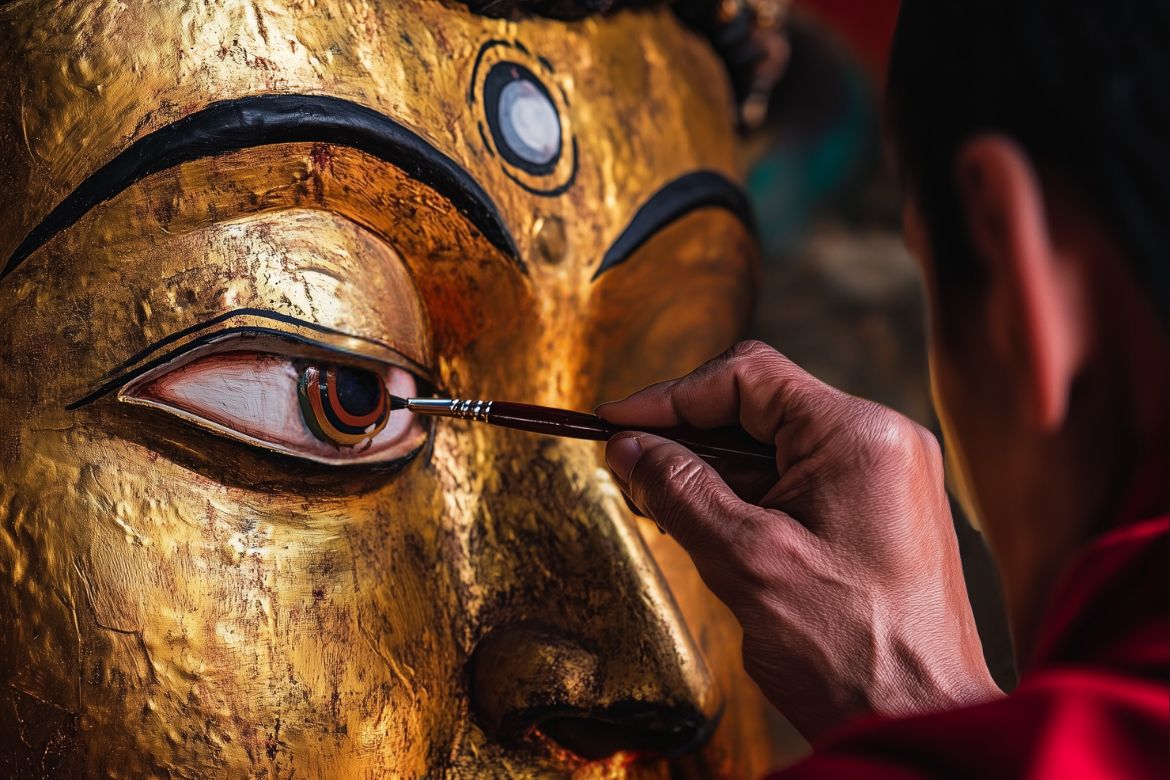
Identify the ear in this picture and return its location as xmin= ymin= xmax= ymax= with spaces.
xmin=954 ymin=135 xmax=1085 ymax=432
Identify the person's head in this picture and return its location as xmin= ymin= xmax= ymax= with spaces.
xmin=888 ymin=1 xmax=1168 ymax=543
xmin=0 ymin=0 xmax=787 ymax=775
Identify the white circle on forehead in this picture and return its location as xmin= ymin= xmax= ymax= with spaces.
xmin=498 ymin=79 xmax=560 ymax=166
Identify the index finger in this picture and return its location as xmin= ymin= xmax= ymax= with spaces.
xmin=595 ymin=340 xmax=826 ymax=444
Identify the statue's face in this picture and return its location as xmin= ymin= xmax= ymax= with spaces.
xmin=0 ymin=2 xmax=779 ymax=776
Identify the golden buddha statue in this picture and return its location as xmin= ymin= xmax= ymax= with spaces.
xmin=0 ymin=0 xmax=793 ymax=775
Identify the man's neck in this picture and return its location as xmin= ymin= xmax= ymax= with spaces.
xmin=996 ymin=324 xmax=1169 ymax=665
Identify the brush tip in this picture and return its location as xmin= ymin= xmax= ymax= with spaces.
xmin=388 ymin=394 xmax=409 ymax=411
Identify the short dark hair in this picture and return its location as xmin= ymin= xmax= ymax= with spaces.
xmin=887 ymin=1 xmax=1168 ymax=323
xmin=456 ymin=0 xmax=654 ymax=19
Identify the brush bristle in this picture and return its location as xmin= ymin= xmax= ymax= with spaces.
xmin=388 ymin=394 xmax=409 ymax=411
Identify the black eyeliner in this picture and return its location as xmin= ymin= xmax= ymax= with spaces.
xmin=100 ymin=308 xmax=424 ymax=380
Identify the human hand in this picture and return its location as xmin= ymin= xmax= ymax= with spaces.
xmin=597 ymin=341 xmax=1002 ymax=739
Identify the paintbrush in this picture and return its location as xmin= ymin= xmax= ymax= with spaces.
xmin=390 ymin=396 xmax=776 ymax=465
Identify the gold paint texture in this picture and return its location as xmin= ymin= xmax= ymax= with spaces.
xmin=0 ymin=1 xmax=793 ymax=776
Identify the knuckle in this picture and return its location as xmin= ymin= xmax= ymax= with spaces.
xmin=728 ymin=341 xmax=797 ymax=391
xmin=638 ymin=447 xmax=703 ymax=489
xmin=848 ymin=405 xmax=948 ymax=483
xmin=857 ymin=404 xmax=926 ymax=461
xmin=914 ymin=425 xmax=944 ymax=467
xmin=667 ymin=458 xmax=708 ymax=497
xmin=726 ymin=339 xmax=780 ymax=370
xmin=728 ymin=339 xmax=769 ymax=359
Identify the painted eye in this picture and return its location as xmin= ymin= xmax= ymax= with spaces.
xmin=484 ymin=62 xmax=562 ymax=174
xmin=124 ymin=350 xmax=424 ymax=466
xmin=297 ymin=364 xmax=390 ymax=446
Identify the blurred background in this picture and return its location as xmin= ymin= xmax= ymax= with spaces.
xmin=746 ymin=0 xmax=1016 ymax=760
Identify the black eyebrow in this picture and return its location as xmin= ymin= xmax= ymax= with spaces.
xmin=1 ymin=94 xmax=521 ymax=280
xmin=592 ymin=171 xmax=756 ymax=280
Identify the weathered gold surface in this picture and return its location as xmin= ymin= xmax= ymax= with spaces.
xmin=0 ymin=1 xmax=790 ymax=776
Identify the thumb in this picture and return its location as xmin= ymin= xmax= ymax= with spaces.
xmin=605 ymin=432 xmax=753 ymax=553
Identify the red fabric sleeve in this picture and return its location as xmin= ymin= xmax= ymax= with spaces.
xmin=769 ymin=516 xmax=1169 ymax=779
xmin=773 ymin=667 xmax=1168 ymax=779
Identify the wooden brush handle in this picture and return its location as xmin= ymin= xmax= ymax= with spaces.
xmin=486 ymin=402 xmax=776 ymax=465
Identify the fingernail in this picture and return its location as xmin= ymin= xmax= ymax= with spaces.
xmin=594 ymin=391 xmax=634 ymax=415
xmin=593 ymin=399 xmax=623 ymax=416
xmin=606 ymin=434 xmax=643 ymax=484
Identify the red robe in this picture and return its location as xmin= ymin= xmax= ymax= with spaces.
xmin=773 ymin=513 xmax=1169 ymax=779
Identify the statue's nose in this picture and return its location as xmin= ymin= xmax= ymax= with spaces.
xmin=471 ymin=625 xmax=718 ymax=760
xmin=465 ymin=434 xmax=721 ymax=762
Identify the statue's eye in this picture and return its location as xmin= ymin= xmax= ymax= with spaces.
xmin=484 ymin=62 xmax=562 ymax=174
xmin=122 ymin=350 xmax=424 ymax=466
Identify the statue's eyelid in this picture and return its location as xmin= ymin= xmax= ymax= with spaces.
xmin=68 ymin=313 xmax=431 ymax=411
xmin=101 ymin=308 xmax=427 ymax=379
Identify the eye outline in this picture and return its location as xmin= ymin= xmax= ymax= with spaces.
xmin=113 ymin=331 xmax=429 ymax=468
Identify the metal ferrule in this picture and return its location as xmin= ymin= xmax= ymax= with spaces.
xmin=406 ymin=398 xmax=492 ymax=422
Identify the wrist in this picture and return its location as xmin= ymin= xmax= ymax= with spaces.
xmin=876 ymin=653 xmax=1004 ymax=721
